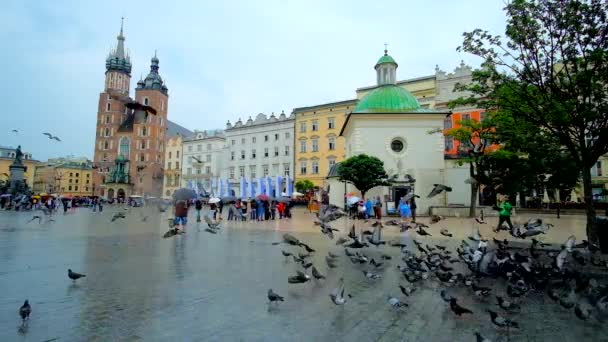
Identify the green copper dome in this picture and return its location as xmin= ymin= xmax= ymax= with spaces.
xmin=375 ymin=53 xmax=397 ymax=67
xmin=354 ymin=85 xmax=421 ymax=113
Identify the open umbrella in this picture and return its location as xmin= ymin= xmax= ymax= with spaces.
xmin=292 ymin=191 xmax=304 ymax=197
xmin=347 ymin=196 xmax=360 ymax=205
xmin=173 ymin=188 xmax=197 ymax=201
xmin=257 ymin=194 xmax=269 ymax=201
xmin=209 ymin=197 xmax=221 ymax=204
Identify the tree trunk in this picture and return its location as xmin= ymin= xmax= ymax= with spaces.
xmin=580 ymin=166 xmax=598 ymax=244
xmin=361 ymin=191 xmax=366 ymax=200
xmin=468 ymin=162 xmax=477 ymax=217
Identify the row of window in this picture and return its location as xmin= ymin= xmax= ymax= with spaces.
xmin=168 ymin=151 xmax=180 ymax=159
xmin=67 ymin=172 xmax=90 ymax=178
xmin=298 ymin=159 xmax=337 ymax=175
xmin=164 ymin=174 xmax=181 ymax=187
xmin=65 ymin=185 xmax=89 ymax=192
xmin=231 ymin=146 xmax=290 ymax=160
xmin=230 ymin=132 xmax=290 ymax=146
xmin=299 ymin=137 xmax=336 ymax=153
xmin=186 ymin=167 xmax=212 ymax=175
xmin=67 ymin=179 xmax=90 ymax=184
xmin=444 ymin=112 xmax=486 ymax=129
xmin=167 ymin=161 xmax=180 ymax=170
xmin=186 ymin=143 xmax=213 ymax=152
xmin=228 ymin=164 xmax=291 ymax=179
xmin=299 ymin=118 xmax=336 ymax=133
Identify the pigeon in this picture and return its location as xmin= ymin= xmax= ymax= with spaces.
xmin=12 ymin=129 xmax=18 ymax=134
xmin=574 ymin=303 xmax=592 ymax=320
xmin=564 ymin=235 xmax=576 ymax=252
xmin=301 ymin=262 xmax=313 ymax=270
xmin=496 ymin=296 xmax=520 ymax=311
xmin=267 ymin=289 xmax=284 ymax=303
xmin=19 ymin=300 xmax=31 ymax=321
xmin=27 ymin=215 xmax=42 ymax=224
xmin=387 ymin=295 xmax=408 ymax=308
xmin=288 ymin=270 xmax=310 ymax=284
xmin=312 ymin=266 xmax=326 ymax=280
xmin=399 ymin=285 xmax=416 ymax=296
xmin=320 ymin=222 xmax=339 ymax=240
xmin=440 ymin=228 xmax=452 ymax=237
xmin=330 ymin=278 xmax=347 ymax=305
xmin=556 ymin=248 xmax=568 ymax=270
xmin=370 ymin=258 xmax=383 ymax=268
xmin=475 ymin=216 xmax=487 ymax=224
xmin=487 ymin=309 xmax=519 ymax=328
xmin=344 ymin=248 xmax=355 ymax=257
xmin=440 ymin=289 xmax=452 ymax=303
xmin=163 ymin=228 xmax=181 ymax=238
xmin=335 ymin=237 xmax=348 ymax=245
xmin=191 ymin=156 xmax=202 ymax=163
xmin=325 ymin=256 xmax=338 ymax=268
xmin=381 ymin=254 xmax=392 ymax=260
xmin=474 ymin=332 xmax=491 ymax=342
xmin=68 ymin=269 xmax=86 ymax=281
xmin=362 ymin=271 xmax=382 ymax=280
xmin=111 ymin=212 xmax=126 ymax=222
xmin=449 ymin=298 xmax=473 ymax=316
xmin=327 ymin=251 xmax=339 ymax=259
xmin=281 ymin=250 xmax=292 ymax=257
xmin=348 ymin=224 xmax=357 ymax=239
xmin=416 ymin=227 xmax=432 ymax=236
xmin=43 ymin=132 xmax=62 ymax=141
xmin=428 ymin=184 xmax=452 ymax=198
xmin=472 ymin=283 xmax=492 ymax=297
xmin=430 ymin=215 xmax=443 ymax=224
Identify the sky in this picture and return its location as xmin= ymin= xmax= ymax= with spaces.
xmin=1 ymin=0 xmax=507 ymax=161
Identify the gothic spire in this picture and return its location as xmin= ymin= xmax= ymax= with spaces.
xmin=105 ymin=17 xmax=131 ymax=75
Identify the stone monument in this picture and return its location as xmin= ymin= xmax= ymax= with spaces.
xmin=9 ymin=145 xmax=28 ymax=194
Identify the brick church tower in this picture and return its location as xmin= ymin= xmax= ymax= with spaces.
xmin=93 ymin=20 xmax=168 ymax=200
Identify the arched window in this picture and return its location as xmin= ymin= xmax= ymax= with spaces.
xmin=104 ymin=128 xmax=110 ymax=137
xmin=103 ymin=140 xmax=109 ymax=150
xmin=143 ymin=97 xmax=149 ymax=106
xmin=142 ymin=126 xmax=147 ymax=136
xmin=119 ymin=137 xmax=130 ymax=157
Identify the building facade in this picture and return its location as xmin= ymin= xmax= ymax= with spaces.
xmin=92 ymin=22 xmax=169 ymax=200
xmin=162 ymin=134 xmax=183 ymax=198
xmin=223 ymin=111 xmax=294 ymax=195
xmin=292 ymin=101 xmax=355 ymax=187
xmin=181 ymin=130 xmax=226 ymax=193
xmin=0 ymin=145 xmax=37 ymax=189
xmin=33 ymin=159 xmax=93 ymax=197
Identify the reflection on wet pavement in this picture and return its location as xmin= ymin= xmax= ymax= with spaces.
xmin=0 ymin=207 xmax=606 ymax=341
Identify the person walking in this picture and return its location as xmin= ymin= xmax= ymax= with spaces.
xmin=195 ymin=199 xmax=203 ymax=222
xmin=365 ymin=198 xmax=373 ymax=219
xmin=250 ymin=199 xmax=257 ymax=221
xmin=494 ymin=195 xmax=514 ymax=233
xmin=410 ymin=195 xmax=419 ymax=223
xmin=374 ymin=196 xmax=383 ymax=220
xmin=399 ymin=198 xmax=412 ymax=225
xmin=173 ymin=199 xmax=189 ymax=232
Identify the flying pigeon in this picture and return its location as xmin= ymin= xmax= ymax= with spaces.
xmin=267 ymin=289 xmax=284 ymax=304
xmin=12 ymin=129 xmax=18 ymax=134
xmin=111 ymin=212 xmax=126 ymax=222
xmin=191 ymin=156 xmax=202 ymax=163
xmin=43 ymin=132 xmax=61 ymax=141
xmin=27 ymin=215 xmax=42 ymax=224
xmin=19 ymin=300 xmax=31 ymax=321
xmin=330 ymin=278 xmax=347 ymax=305
xmin=449 ymin=298 xmax=473 ymax=316
xmin=68 ymin=269 xmax=86 ymax=281
xmin=428 ymin=184 xmax=452 ymax=198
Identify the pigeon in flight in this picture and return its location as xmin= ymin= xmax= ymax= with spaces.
xmin=191 ymin=156 xmax=202 ymax=163
xmin=111 ymin=212 xmax=126 ymax=222
xmin=68 ymin=269 xmax=86 ymax=281
xmin=12 ymin=129 xmax=18 ymax=134
xmin=19 ymin=300 xmax=31 ymax=321
xmin=330 ymin=278 xmax=347 ymax=305
xmin=27 ymin=215 xmax=42 ymax=224
xmin=267 ymin=289 xmax=284 ymax=304
xmin=42 ymin=132 xmax=61 ymax=141
xmin=428 ymin=184 xmax=452 ymax=198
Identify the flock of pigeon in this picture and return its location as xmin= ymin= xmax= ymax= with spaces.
xmin=10 ymin=129 xmax=62 ymax=142
xmin=265 ymin=202 xmax=607 ymax=340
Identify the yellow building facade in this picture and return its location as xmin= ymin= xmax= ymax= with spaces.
xmin=33 ymin=162 xmax=94 ymax=197
xmin=162 ymin=134 xmax=183 ymax=198
xmin=0 ymin=158 xmax=39 ymax=189
xmin=293 ymin=100 xmax=357 ymax=187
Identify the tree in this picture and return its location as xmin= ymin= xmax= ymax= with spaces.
xmin=295 ymin=179 xmax=314 ymax=193
xmin=443 ymin=117 xmax=498 ymax=217
xmin=455 ymin=0 xmax=608 ymax=243
xmin=337 ymin=154 xmax=390 ymax=199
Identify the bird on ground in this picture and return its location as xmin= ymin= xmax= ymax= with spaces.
xmin=281 ymin=250 xmax=292 ymax=258
xmin=19 ymin=300 xmax=31 ymax=321
xmin=42 ymin=132 xmax=61 ymax=141
xmin=387 ymin=295 xmax=408 ymax=308
xmin=381 ymin=254 xmax=392 ymax=260
xmin=574 ymin=303 xmax=592 ymax=320
xmin=496 ymin=296 xmax=520 ymax=311
xmin=428 ymin=184 xmax=452 ymax=198
xmin=440 ymin=228 xmax=453 ymax=237
xmin=474 ymin=332 xmax=491 ymax=342
xmin=27 ymin=215 xmax=42 ymax=224
xmin=487 ymin=310 xmax=519 ymax=328
xmin=430 ymin=215 xmax=443 ymax=224
xmin=288 ymin=270 xmax=310 ymax=284
xmin=362 ymin=270 xmax=382 ymax=280
xmin=416 ymin=226 xmax=432 ymax=236
xmin=344 ymin=248 xmax=355 ymax=257
xmin=471 ymin=283 xmax=492 ymax=297
xmin=111 ymin=212 xmax=126 ymax=222
xmin=335 ymin=236 xmax=348 ymax=245
xmin=320 ymin=222 xmax=339 ymax=240
xmin=475 ymin=216 xmax=487 ymax=224
xmin=449 ymin=298 xmax=473 ymax=316
xmin=312 ymin=266 xmax=326 ymax=280
xmin=325 ymin=255 xmax=338 ymax=268
xmin=68 ymin=269 xmax=86 ymax=281
xmin=330 ymin=278 xmax=347 ymax=305
xmin=327 ymin=251 xmax=339 ymax=259
xmin=267 ymin=289 xmax=284 ymax=304
xmin=370 ymin=258 xmax=383 ymax=268
xmin=556 ymin=247 xmax=568 ymax=270
xmin=301 ymin=261 xmax=313 ymax=270
xmin=399 ymin=285 xmax=416 ymax=296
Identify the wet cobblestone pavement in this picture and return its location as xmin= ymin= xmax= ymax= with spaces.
xmin=0 ymin=206 xmax=606 ymax=341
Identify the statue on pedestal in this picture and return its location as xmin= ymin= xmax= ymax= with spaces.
xmin=13 ymin=145 xmax=24 ymax=166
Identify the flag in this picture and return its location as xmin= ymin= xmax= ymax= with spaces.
xmin=276 ymin=175 xmax=283 ymax=197
xmin=240 ymin=176 xmax=246 ymax=198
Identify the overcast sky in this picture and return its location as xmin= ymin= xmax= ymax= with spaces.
xmin=2 ymin=0 xmax=507 ymax=161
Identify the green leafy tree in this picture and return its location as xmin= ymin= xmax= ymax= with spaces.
xmin=295 ymin=179 xmax=314 ymax=193
xmin=337 ymin=154 xmax=390 ymax=199
xmin=454 ymin=0 xmax=608 ymax=243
